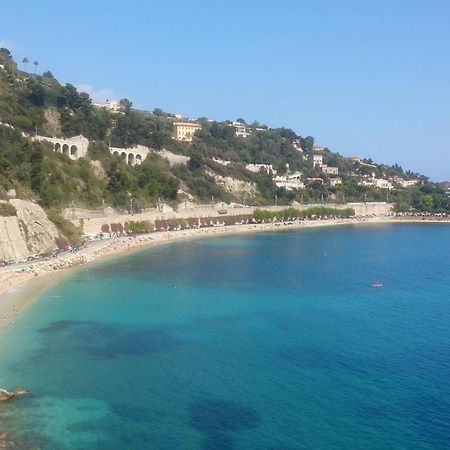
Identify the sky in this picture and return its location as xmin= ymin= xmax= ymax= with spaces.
xmin=1 ymin=0 xmax=449 ymax=180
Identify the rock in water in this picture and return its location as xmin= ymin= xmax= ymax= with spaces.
xmin=0 ymin=388 xmax=28 ymax=401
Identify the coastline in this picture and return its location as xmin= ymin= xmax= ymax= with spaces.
xmin=0 ymin=216 xmax=448 ymax=333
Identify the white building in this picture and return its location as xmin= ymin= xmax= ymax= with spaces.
xmin=329 ymin=177 xmax=342 ymax=186
xmin=93 ymin=99 xmax=121 ymax=112
xmin=310 ymin=154 xmax=323 ymax=167
xmin=230 ymin=121 xmax=250 ymax=138
xmin=390 ymin=176 xmax=419 ymax=188
xmin=274 ymin=172 xmax=305 ymax=191
xmin=292 ymin=139 xmax=303 ymax=152
xmin=246 ymin=163 xmax=275 ymax=174
xmin=321 ymin=165 xmax=339 ymax=175
xmin=359 ymin=177 xmax=393 ymax=190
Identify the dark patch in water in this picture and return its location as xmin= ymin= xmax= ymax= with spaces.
xmin=189 ymin=399 xmax=260 ymax=449
xmin=189 ymin=400 xmax=261 ymax=432
xmin=201 ymin=431 xmax=234 ymax=450
xmin=406 ymin=393 xmax=450 ymax=448
xmin=38 ymin=320 xmax=180 ymax=359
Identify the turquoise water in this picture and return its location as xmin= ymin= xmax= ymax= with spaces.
xmin=0 ymin=224 xmax=449 ymax=449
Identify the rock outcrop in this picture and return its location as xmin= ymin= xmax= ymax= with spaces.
xmin=0 ymin=388 xmax=28 ymax=401
xmin=0 ymin=199 xmax=60 ymax=262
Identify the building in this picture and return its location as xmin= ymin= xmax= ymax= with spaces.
xmin=274 ymin=172 xmax=304 ymax=191
xmin=321 ymin=165 xmax=339 ymax=175
xmin=246 ymin=163 xmax=275 ymax=174
xmin=306 ymin=177 xmax=324 ymax=184
xmin=310 ymin=154 xmax=323 ymax=167
xmin=93 ymin=99 xmax=121 ymax=112
xmin=230 ymin=121 xmax=250 ymax=138
xmin=359 ymin=177 xmax=393 ymax=190
xmin=173 ymin=122 xmax=202 ymax=142
xmin=329 ymin=177 xmax=342 ymax=186
xmin=292 ymin=139 xmax=303 ymax=152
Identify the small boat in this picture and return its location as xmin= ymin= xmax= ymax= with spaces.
xmin=372 ymin=281 xmax=383 ymax=288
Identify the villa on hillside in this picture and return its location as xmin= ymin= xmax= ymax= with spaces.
xmin=93 ymin=99 xmax=121 ymax=112
xmin=322 ymin=165 xmax=339 ymax=175
xmin=246 ymin=163 xmax=275 ymax=174
xmin=173 ymin=121 xmax=201 ymax=142
xmin=230 ymin=121 xmax=250 ymax=138
xmin=274 ymin=172 xmax=305 ymax=190
xmin=359 ymin=176 xmax=394 ymax=190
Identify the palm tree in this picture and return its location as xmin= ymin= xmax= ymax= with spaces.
xmin=21 ymin=57 xmax=29 ymax=72
xmin=33 ymin=60 xmax=39 ymax=74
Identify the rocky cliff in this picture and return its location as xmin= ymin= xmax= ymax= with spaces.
xmin=0 ymin=199 xmax=60 ymax=261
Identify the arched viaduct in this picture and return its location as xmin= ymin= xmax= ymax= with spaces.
xmin=33 ymin=135 xmax=89 ymax=160
xmin=109 ymin=144 xmax=150 ymax=166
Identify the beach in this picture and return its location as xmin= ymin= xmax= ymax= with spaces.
xmin=0 ymin=215 xmax=448 ymax=333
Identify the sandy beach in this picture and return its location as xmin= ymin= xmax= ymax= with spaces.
xmin=0 ymin=215 xmax=448 ymax=333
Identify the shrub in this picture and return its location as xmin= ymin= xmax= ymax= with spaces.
xmin=0 ymin=202 xmax=17 ymax=216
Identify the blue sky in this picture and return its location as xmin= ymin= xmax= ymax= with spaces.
xmin=1 ymin=0 xmax=449 ymax=180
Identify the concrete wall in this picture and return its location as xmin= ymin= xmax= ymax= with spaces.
xmin=75 ymin=202 xmax=394 ymax=234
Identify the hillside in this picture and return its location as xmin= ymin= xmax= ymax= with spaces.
xmin=0 ymin=46 xmax=448 ymax=224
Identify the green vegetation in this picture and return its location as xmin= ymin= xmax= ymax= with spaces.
xmin=0 ymin=46 xmax=447 ymax=222
xmin=46 ymin=208 xmax=82 ymax=246
xmin=0 ymin=202 xmax=16 ymax=216
xmin=253 ymin=207 xmax=355 ymax=221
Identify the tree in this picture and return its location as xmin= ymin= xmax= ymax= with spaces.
xmin=21 ymin=57 xmax=29 ymax=72
xmin=33 ymin=60 xmax=39 ymax=74
xmin=119 ymin=98 xmax=132 ymax=115
xmin=30 ymin=144 xmax=44 ymax=193
xmin=153 ymin=108 xmax=165 ymax=116
xmin=188 ymin=151 xmax=203 ymax=170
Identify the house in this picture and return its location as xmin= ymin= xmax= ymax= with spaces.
xmin=306 ymin=177 xmax=324 ymax=184
xmin=329 ymin=177 xmax=342 ymax=186
xmin=93 ymin=99 xmax=121 ymax=112
xmin=321 ymin=165 xmax=339 ymax=175
xmin=310 ymin=154 xmax=323 ymax=167
xmin=274 ymin=173 xmax=304 ymax=191
xmin=246 ymin=163 xmax=275 ymax=174
xmin=359 ymin=177 xmax=393 ymax=190
xmin=173 ymin=122 xmax=201 ymax=142
xmin=230 ymin=121 xmax=250 ymax=138
xmin=292 ymin=139 xmax=303 ymax=152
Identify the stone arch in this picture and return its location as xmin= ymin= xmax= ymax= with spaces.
xmin=120 ymin=152 xmax=127 ymax=162
xmin=128 ymin=153 xmax=135 ymax=165
xmin=135 ymin=154 xmax=142 ymax=165
xmin=70 ymin=145 xmax=78 ymax=158
xmin=113 ymin=151 xmax=119 ymax=157
xmin=54 ymin=142 xmax=61 ymax=153
xmin=62 ymin=144 xmax=69 ymax=156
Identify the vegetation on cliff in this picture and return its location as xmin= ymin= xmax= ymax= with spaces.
xmin=0 ymin=47 xmax=448 ymax=215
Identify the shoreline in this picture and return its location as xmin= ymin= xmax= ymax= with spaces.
xmin=0 ymin=216 xmax=449 ymax=332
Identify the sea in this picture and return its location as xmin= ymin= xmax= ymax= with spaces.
xmin=0 ymin=223 xmax=449 ymax=449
